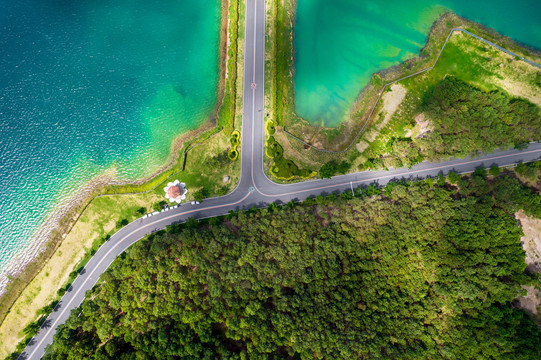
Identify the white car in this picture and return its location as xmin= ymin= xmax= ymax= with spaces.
xmin=190 ymin=201 xmax=200 ymax=205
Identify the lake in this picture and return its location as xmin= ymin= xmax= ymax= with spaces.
xmin=0 ymin=0 xmax=220 ymax=288
xmin=293 ymin=0 xmax=541 ymax=126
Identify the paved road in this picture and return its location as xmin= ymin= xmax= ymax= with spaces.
xmin=19 ymin=0 xmax=541 ymax=358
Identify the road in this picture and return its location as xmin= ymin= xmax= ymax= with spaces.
xmin=19 ymin=0 xmax=541 ymax=358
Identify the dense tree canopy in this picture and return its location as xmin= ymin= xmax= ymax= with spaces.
xmin=368 ymin=77 xmax=541 ymax=170
xmin=421 ymin=76 xmax=540 ymax=157
xmin=44 ymin=174 xmax=541 ymax=359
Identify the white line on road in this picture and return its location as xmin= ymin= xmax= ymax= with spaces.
xmin=25 ymin=192 xmax=252 ymax=359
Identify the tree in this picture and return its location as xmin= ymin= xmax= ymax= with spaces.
xmin=153 ymin=201 xmax=167 ymax=212
xmin=184 ymin=217 xmax=199 ymax=228
xmin=43 ymin=174 xmax=541 ymax=360
xmin=193 ymin=188 xmax=208 ymax=202
xmin=447 ymin=171 xmax=460 ymax=184
xmin=23 ymin=321 xmax=40 ymax=336
xmin=489 ymin=165 xmax=501 ymax=177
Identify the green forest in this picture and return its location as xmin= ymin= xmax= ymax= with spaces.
xmin=365 ymin=76 xmax=541 ymax=170
xmin=43 ymin=173 xmax=541 ymax=359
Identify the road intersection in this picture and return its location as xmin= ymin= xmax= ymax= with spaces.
xmin=20 ymin=0 xmax=541 ymax=358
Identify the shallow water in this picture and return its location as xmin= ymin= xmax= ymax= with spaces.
xmin=294 ymin=0 xmax=541 ymax=126
xmin=0 ymin=0 xmax=220 ymax=284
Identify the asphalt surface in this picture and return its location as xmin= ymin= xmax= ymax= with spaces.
xmin=19 ymin=0 xmax=541 ymax=358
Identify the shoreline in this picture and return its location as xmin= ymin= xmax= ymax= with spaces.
xmin=282 ymin=11 xmax=541 ymax=152
xmin=0 ymin=0 xmax=234 ymax=325
xmin=0 ymin=121 xmax=216 ymax=292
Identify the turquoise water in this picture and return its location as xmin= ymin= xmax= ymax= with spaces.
xmin=0 ymin=0 xmax=220 ymax=284
xmin=294 ymin=0 xmax=541 ymax=126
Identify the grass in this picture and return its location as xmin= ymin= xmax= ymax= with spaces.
xmin=0 ymin=192 xmax=159 ymax=357
xmin=267 ymin=7 xmax=541 ymax=177
xmin=262 ymin=0 xmax=314 ymax=180
xmin=359 ymin=31 xmax=541 ymax=169
xmin=0 ymin=0 xmax=245 ymax=357
xmin=0 ymin=130 xmax=240 ymax=359
xmin=217 ymin=0 xmax=240 ymax=135
xmin=265 ymin=136 xmax=315 ymax=180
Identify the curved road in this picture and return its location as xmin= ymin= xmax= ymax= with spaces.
xmin=20 ymin=0 xmax=541 ymax=358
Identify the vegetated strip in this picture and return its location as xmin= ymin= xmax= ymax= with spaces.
xmin=42 ymin=173 xmax=541 ymax=359
xmin=0 ymin=0 xmax=241 ymax=334
xmin=283 ymin=28 xmax=541 ymax=153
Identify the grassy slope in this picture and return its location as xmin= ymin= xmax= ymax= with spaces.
xmin=41 ymin=172 xmax=541 ymax=359
xmin=262 ymin=0 xmax=316 ymax=181
xmin=0 ymin=0 xmax=245 ymax=356
xmin=267 ymin=7 xmax=541 ymax=176
xmin=358 ymin=31 xmax=541 ymax=170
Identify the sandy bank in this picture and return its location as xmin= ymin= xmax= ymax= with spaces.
xmin=0 ymin=0 xmax=237 ymax=342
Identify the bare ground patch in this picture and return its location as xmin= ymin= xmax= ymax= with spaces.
xmin=376 ymin=84 xmax=407 ymax=131
xmin=515 ymin=210 xmax=541 ymax=325
xmin=406 ymin=113 xmax=432 ymax=138
xmin=516 ymin=211 xmax=541 ymax=274
xmin=495 ymin=77 xmax=541 ymax=107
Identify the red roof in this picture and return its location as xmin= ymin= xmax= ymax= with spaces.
xmin=167 ymin=185 xmax=181 ymax=198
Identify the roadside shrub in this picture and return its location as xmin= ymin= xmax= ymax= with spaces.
xmin=489 ymin=165 xmax=501 ymax=177
xmin=193 ymin=188 xmax=208 ymax=202
xmin=115 ymin=218 xmax=129 ymax=228
xmin=266 ymin=120 xmax=275 ymax=135
xmin=265 ymin=136 xmax=284 ymax=159
xmin=340 ymin=191 xmax=353 ymax=200
xmin=228 ymin=130 xmax=241 ymax=161
xmin=319 ymin=160 xmax=351 ymax=178
xmin=184 ymin=217 xmax=199 ymax=228
xmin=266 ymin=136 xmax=313 ymax=179
xmin=228 ymin=149 xmax=239 ymax=161
xmin=153 ymin=201 xmax=167 ymax=212
xmin=515 ymin=162 xmax=527 ymax=175
xmin=216 ymin=186 xmax=229 ymax=196
xmin=436 ymin=174 xmax=446 ymax=186
xmin=447 ymin=171 xmax=461 ymax=184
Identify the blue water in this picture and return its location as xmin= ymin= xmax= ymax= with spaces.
xmin=294 ymin=0 xmax=541 ymax=126
xmin=0 ymin=0 xmax=220 ymax=283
